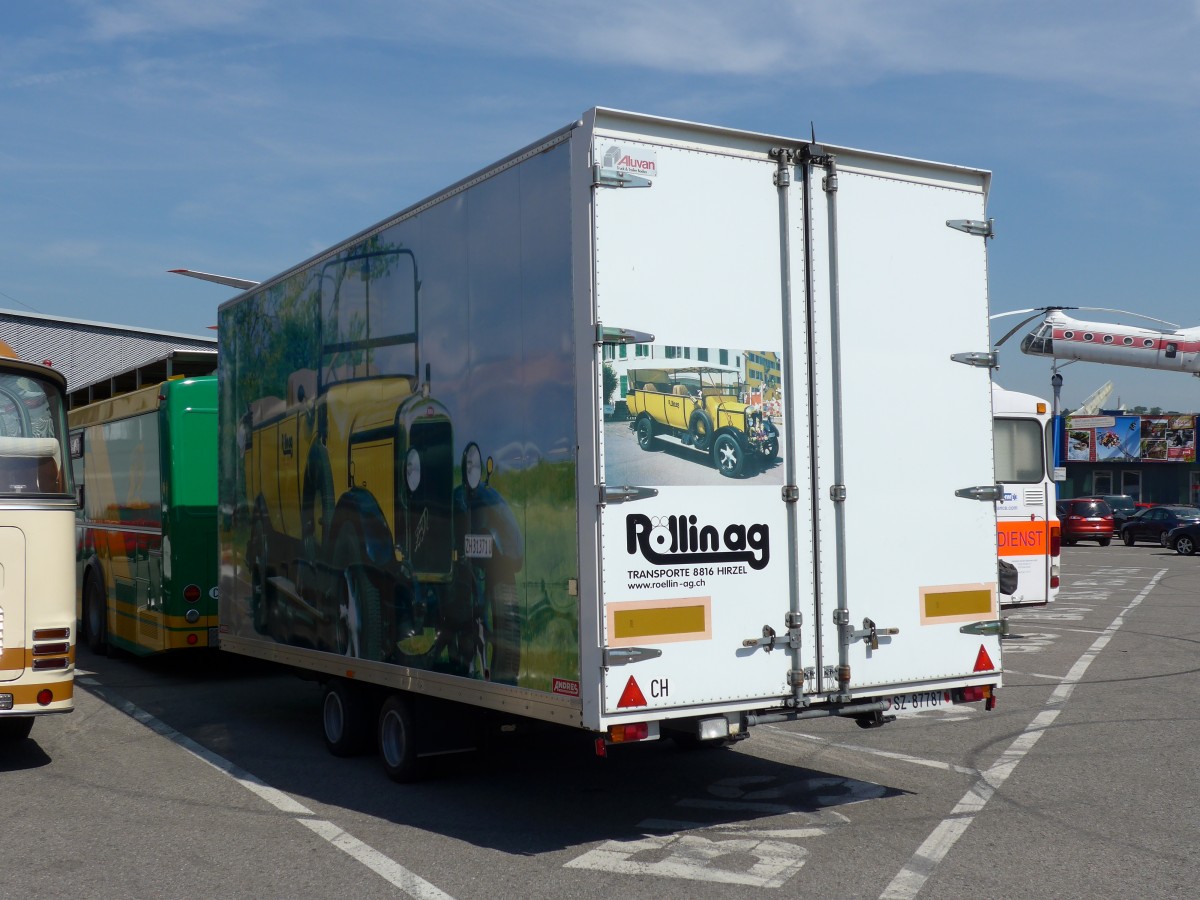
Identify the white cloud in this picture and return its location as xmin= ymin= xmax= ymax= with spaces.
xmin=30 ymin=1 xmax=1199 ymax=108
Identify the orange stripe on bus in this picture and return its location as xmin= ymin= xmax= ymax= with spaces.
xmin=997 ymin=520 xmax=1050 ymax=556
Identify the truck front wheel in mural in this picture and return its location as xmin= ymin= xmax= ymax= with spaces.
xmin=627 ymin=365 xmax=779 ymax=478
xmin=240 ymin=246 xmax=524 ymax=684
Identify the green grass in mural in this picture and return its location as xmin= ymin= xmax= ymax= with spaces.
xmin=490 ymin=461 xmax=580 ymax=692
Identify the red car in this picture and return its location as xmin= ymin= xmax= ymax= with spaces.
xmin=1055 ymin=497 xmax=1114 ymax=546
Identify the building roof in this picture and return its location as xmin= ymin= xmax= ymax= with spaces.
xmin=0 ymin=308 xmax=217 ymax=401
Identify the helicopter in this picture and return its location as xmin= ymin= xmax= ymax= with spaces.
xmin=991 ymin=306 xmax=1200 ymax=374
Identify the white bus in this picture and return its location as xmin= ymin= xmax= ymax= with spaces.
xmin=0 ymin=355 xmax=76 ymax=741
xmin=993 ymin=384 xmax=1060 ymax=608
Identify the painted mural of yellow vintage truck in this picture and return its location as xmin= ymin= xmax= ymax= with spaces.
xmin=626 ymin=365 xmax=779 ymax=477
xmin=242 ymin=247 xmax=522 ymax=693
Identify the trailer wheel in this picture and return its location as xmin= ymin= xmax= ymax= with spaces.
xmin=0 ymin=716 xmax=34 ymax=741
xmin=334 ymin=525 xmax=383 ymax=660
xmin=1175 ymin=535 xmax=1196 ymax=555
xmin=83 ymin=568 xmax=108 ymax=654
xmin=688 ymin=411 xmax=714 ymax=452
xmin=635 ymin=416 xmax=656 ymax=450
xmin=713 ymin=433 xmax=745 ymax=478
xmin=378 ymin=693 xmax=420 ymax=782
xmin=322 ymin=680 xmax=374 ymax=757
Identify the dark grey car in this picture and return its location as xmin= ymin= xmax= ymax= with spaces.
xmin=1119 ymin=505 xmax=1200 ymax=547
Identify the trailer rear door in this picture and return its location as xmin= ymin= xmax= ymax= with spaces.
xmin=590 ymin=122 xmax=809 ymax=718
xmin=801 ymin=154 xmax=1002 ymax=696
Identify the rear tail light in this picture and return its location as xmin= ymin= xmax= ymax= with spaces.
xmin=954 ymin=685 xmax=996 ymax=710
xmin=608 ymin=722 xmax=649 ymax=743
xmin=1049 ymin=522 xmax=1061 ymax=557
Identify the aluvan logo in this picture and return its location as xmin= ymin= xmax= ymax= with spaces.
xmin=601 ymin=144 xmax=658 ymax=178
xmin=626 ymin=513 xmax=769 ymax=570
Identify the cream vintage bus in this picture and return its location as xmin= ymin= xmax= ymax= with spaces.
xmin=0 ymin=353 xmax=76 ymax=741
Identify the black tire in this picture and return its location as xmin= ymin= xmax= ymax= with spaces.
xmin=486 ymin=566 xmax=521 ymax=685
xmin=1099 ymin=538 xmax=1111 ymax=547
xmin=83 ymin=568 xmax=107 ymax=654
xmin=1159 ymin=531 xmax=1170 ymax=548
xmin=688 ymin=411 xmax=714 ymax=452
xmin=302 ymin=449 xmax=335 ymax=558
xmin=249 ymin=518 xmax=272 ymax=636
xmin=635 ymin=416 xmax=655 ymax=450
xmin=0 ymin=716 xmax=34 ymax=741
xmin=1065 ymin=539 xmax=1077 ymax=546
xmin=1176 ymin=535 xmax=1196 ymax=555
xmin=712 ymin=433 xmax=746 ymax=478
xmin=333 ymin=525 xmax=383 ymax=660
xmin=378 ymin=693 xmax=421 ymax=783
xmin=758 ymin=437 xmax=779 ymax=464
xmin=1122 ymin=531 xmax=1134 ymax=546
xmin=322 ymin=680 xmax=374 ymax=757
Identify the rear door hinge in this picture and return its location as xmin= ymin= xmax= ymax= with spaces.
xmin=592 ymin=165 xmax=653 ymax=189
xmin=947 ymin=218 xmax=994 ymax=238
xmin=955 ymin=484 xmax=1004 ymax=502
xmin=950 ymin=351 xmax=998 ymax=369
xmin=603 ymin=647 xmax=663 ymax=666
xmin=600 ymin=483 xmax=659 ymax=505
xmin=597 ymin=323 xmax=655 ymax=345
xmin=960 ymin=619 xmax=1009 ymax=637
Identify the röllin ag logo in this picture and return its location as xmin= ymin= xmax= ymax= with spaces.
xmin=626 ymin=513 xmax=769 ymax=570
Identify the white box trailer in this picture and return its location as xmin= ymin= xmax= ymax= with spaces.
xmin=217 ymin=108 xmax=1005 ymax=780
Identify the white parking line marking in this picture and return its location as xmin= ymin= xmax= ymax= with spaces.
xmin=566 ymin=834 xmax=808 ymax=887
xmin=879 ymin=568 xmax=1166 ymax=900
xmin=999 ymin=670 xmax=1062 ymax=681
xmin=299 ymin=819 xmax=456 ymax=900
xmin=77 ymin=679 xmax=456 ymax=900
xmin=766 ymin=728 xmax=981 ymax=776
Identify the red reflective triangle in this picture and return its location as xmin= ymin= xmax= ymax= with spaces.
xmin=973 ymin=645 xmax=996 ymax=672
xmin=617 ymin=676 xmax=647 ymax=708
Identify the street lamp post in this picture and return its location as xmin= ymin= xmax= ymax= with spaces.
xmin=1051 ymin=369 xmax=1064 ymax=498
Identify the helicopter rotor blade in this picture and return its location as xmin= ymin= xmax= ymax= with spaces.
xmin=1070 ymin=307 xmax=1180 ymax=329
xmin=989 ymin=305 xmax=1077 ymax=321
xmin=992 ymin=312 xmax=1047 ymax=348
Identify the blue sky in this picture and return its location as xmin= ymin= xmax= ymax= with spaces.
xmin=3 ymin=1 xmax=1200 ymax=410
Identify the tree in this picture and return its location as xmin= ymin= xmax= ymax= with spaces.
xmin=602 ymin=361 xmax=618 ymax=407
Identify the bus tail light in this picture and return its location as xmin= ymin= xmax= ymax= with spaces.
xmin=183 ymin=584 xmax=202 ymax=604
xmin=1050 ymin=563 xmax=1060 ymax=589
xmin=36 ymin=689 xmax=54 ymax=706
xmin=32 ymin=630 xmax=71 ymax=671
xmin=1049 ymin=523 xmax=1061 ymax=557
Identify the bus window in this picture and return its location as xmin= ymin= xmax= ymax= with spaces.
xmin=994 ymin=417 xmax=1044 ymax=484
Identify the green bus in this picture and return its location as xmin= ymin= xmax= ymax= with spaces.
xmin=71 ymin=375 xmax=218 ymax=655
